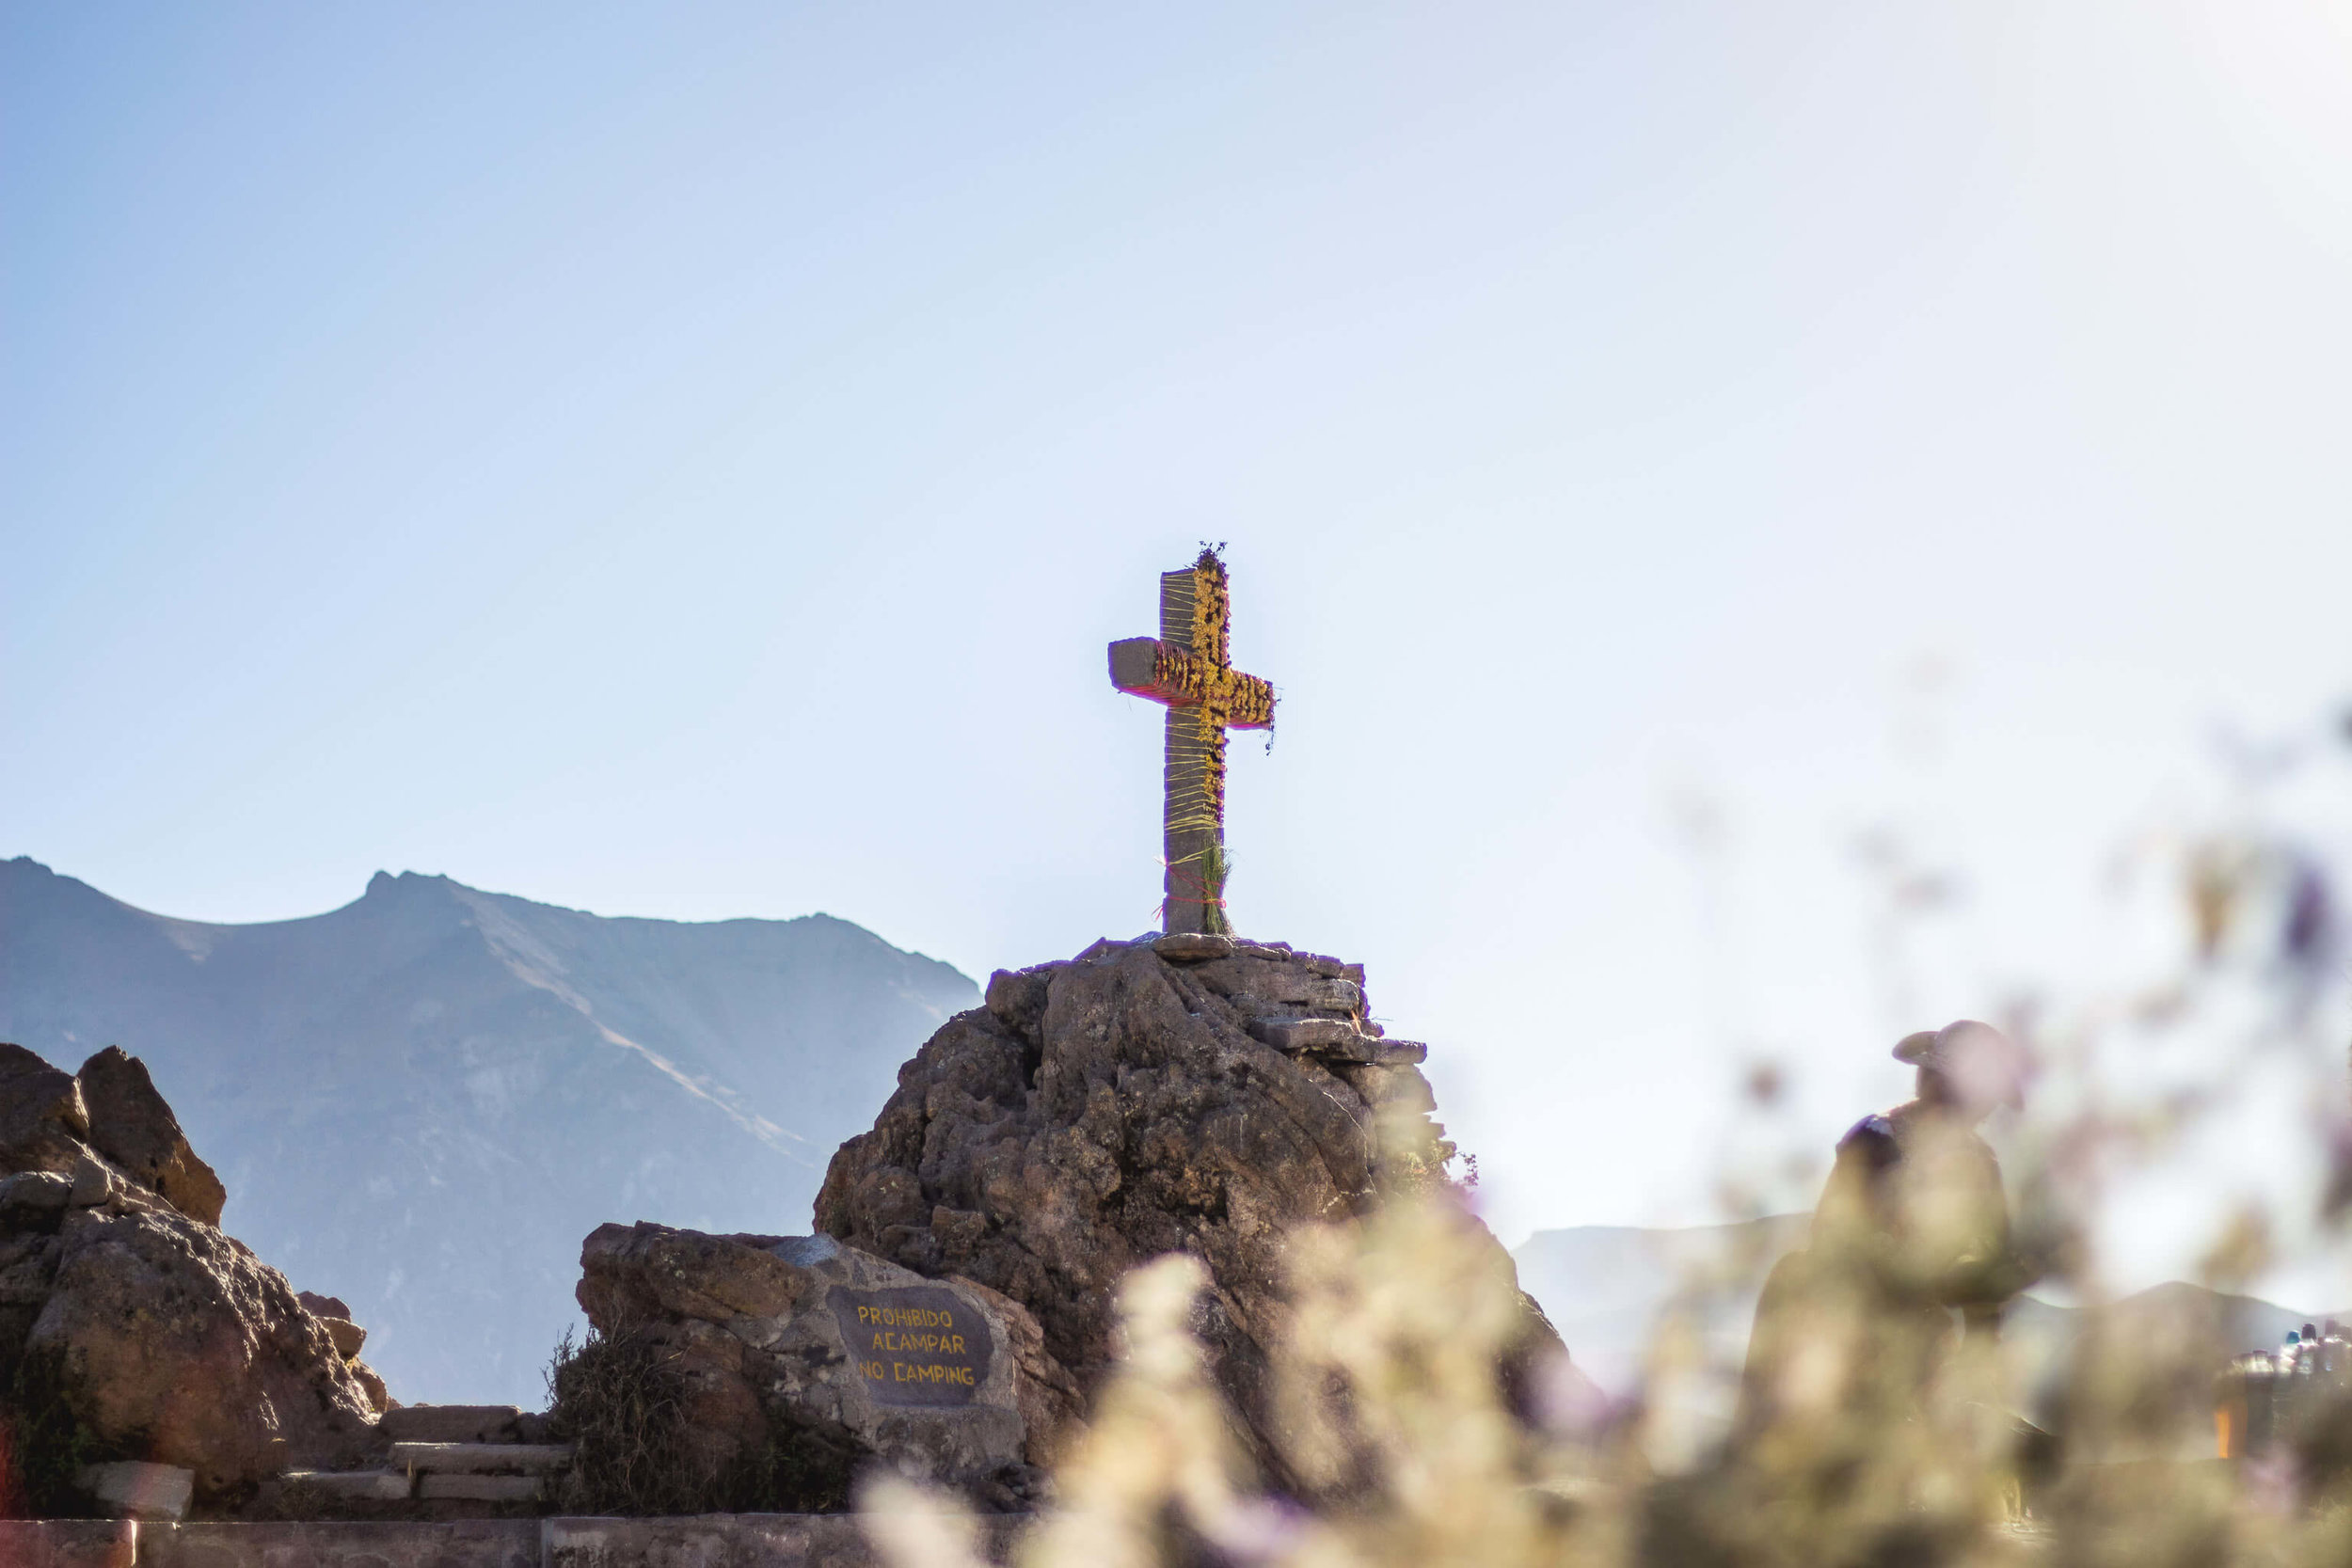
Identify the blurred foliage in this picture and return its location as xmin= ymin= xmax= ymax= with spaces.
xmin=859 ymin=707 xmax=2352 ymax=1565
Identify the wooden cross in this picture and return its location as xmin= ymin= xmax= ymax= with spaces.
xmin=1108 ymin=548 xmax=1276 ymax=935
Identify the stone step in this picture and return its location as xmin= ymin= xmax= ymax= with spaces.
xmin=280 ymin=1469 xmax=411 ymax=1500
xmin=74 ymin=1461 xmax=192 ymax=1522
xmin=379 ymin=1402 xmax=533 ymax=1444
xmin=389 ymin=1441 xmax=572 ymax=1474
xmin=419 ymin=1472 xmax=544 ymax=1502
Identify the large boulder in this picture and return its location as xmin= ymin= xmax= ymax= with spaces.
xmin=23 ymin=1201 xmax=377 ymax=1495
xmin=0 ymin=1043 xmax=383 ymax=1508
xmin=571 ymin=1222 xmax=1078 ymax=1506
xmin=813 ymin=934 xmax=1563 ymax=1482
xmin=74 ymin=1047 xmax=226 ymax=1228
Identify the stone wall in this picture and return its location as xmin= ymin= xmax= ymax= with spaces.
xmin=0 ymin=1515 xmax=1023 ymax=1568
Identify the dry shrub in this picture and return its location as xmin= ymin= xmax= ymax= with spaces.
xmin=546 ymin=1320 xmax=710 ymax=1515
xmin=546 ymin=1319 xmax=854 ymax=1515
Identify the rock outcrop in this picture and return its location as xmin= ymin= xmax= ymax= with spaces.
xmin=73 ymin=1047 xmax=227 ymax=1229
xmin=813 ymin=933 xmax=1562 ymax=1481
xmin=570 ymin=1223 xmax=1076 ymax=1508
xmin=0 ymin=1043 xmax=384 ymax=1509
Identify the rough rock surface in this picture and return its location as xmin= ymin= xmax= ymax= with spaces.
xmin=0 ymin=1042 xmax=382 ymax=1504
xmin=575 ymin=1222 xmax=1077 ymax=1502
xmin=0 ymin=1047 xmax=90 ymax=1177
xmin=814 ymin=934 xmax=1562 ymax=1479
xmin=73 ymin=1047 xmax=228 ymax=1229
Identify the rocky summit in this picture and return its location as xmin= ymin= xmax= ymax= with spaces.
xmin=0 ymin=1043 xmax=384 ymax=1510
xmin=813 ymin=931 xmax=1564 ymax=1482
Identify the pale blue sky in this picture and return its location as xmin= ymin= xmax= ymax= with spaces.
xmin=8 ymin=2 xmax=2352 ymax=1269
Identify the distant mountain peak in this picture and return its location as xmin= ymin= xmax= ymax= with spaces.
xmin=0 ymin=862 xmax=980 ymax=1405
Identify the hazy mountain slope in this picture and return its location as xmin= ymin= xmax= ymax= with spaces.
xmin=1518 ymin=1218 xmax=2344 ymax=1418
xmin=1514 ymin=1217 xmax=1810 ymax=1395
xmin=0 ymin=857 xmax=977 ymax=1404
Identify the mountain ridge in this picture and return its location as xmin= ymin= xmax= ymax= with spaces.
xmin=0 ymin=856 xmax=978 ymax=1404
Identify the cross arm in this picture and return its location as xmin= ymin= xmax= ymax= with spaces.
xmin=1108 ymin=638 xmax=1172 ymax=701
xmin=1107 ymin=638 xmax=1275 ymax=729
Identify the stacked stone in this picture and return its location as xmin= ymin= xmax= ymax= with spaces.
xmin=297 ymin=1291 xmax=390 ymax=1416
xmin=1145 ymin=932 xmax=1446 ymax=1167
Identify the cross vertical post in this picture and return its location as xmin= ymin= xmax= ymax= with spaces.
xmin=1108 ymin=549 xmax=1276 ymax=934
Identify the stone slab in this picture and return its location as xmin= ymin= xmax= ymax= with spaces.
xmin=545 ymin=1513 xmax=1028 ymax=1568
xmin=418 ymin=1473 xmax=545 ymax=1501
xmin=0 ymin=1168 xmax=72 ymax=1213
xmin=1246 ymin=1016 xmax=1367 ymax=1054
xmin=546 ymin=1514 xmax=873 ymax=1568
xmin=1376 ymin=1039 xmax=1428 ymax=1065
xmin=1152 ymin=932 xmax=1234 ymax=962
xmin=0 ymin=1519 xmax=136 ymax=1568
xmin=380 ymin=1403 xmax=528 ymax=1444
xmin=280 ymin=1468 xmax=415 ymax=1498
xmin=138 ymin=1519 xmax=540 ymax=1568
xmin=75 ymin=1459 xmax=193 ymax=1520
xmin=1301 ymin=978 xmax=1364 ymax=1013
xmin=389 ymin=1441 xmax=573 ymax=1473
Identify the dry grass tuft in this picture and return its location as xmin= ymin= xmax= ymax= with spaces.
xmin=546 ymin=1319 xmax=854 ymax=1516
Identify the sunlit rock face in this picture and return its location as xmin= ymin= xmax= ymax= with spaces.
xmin=0 ymin=856 xmax=977 ymax=1404
xmin=815 ymin=932 xmax=1562 ymax=1483
xmin=0 ymin=1043 xmax=379 ymax=1506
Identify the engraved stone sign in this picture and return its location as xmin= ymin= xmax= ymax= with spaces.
xmin=827 ymin=1284 xmax=994 ymax=1408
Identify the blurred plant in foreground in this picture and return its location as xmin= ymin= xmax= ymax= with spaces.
xmin=869 ymin=1175 xmax=2352 ymax=1566
xmin=860 ymin=709 xmax=2352 ymax=1565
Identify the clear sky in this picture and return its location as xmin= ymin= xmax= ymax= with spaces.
xmin=8 ymin=3 xmax=2352 ymax=1283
